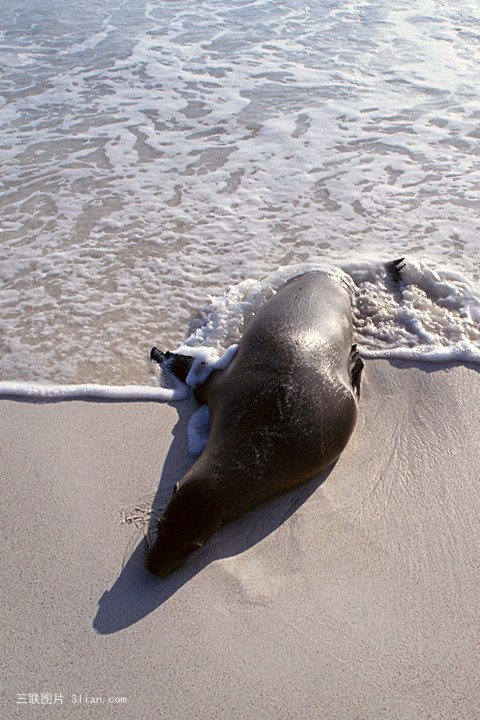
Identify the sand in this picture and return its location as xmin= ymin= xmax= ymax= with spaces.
xmin=1 ymin=359 xmax=479 ymax=719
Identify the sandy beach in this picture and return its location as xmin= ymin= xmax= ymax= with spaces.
xmin=1 ymin=359 xmax=479 ymax=719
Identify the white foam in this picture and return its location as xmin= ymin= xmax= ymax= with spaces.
xmin=187 ymin=405 xmax=211 ymax=456
xmin=360 ymin=342 xmax=480 ymax=364
xmin=0 ymin=379 xmax=188 ymax=402
xmin=176 ymin=263 xmax=353 ymax=356
xmin=343 ymin=256 xmax=480 ymax=362
xmin=173 ymin=258 xmax=479 ymax=367
xmin=184 ymin=343 xmax=239 ymax=388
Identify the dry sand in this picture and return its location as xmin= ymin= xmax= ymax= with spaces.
xmin=1 ymin=359 xmax=479 ymax=719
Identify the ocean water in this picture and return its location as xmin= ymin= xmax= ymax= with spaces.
xmin=1 ymin=0 xmax=479 ymax=386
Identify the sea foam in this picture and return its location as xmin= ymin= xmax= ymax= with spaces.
xmin=0 ymin=379 xmax=188 ymax=402
xmin=175 ymin=257 xmax=480 ymax=366
xmin=1 ymin=1 xmax=480 ymax=385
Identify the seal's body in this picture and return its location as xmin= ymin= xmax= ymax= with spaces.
xmin=146 ymin=272 xmax=363 ymax=576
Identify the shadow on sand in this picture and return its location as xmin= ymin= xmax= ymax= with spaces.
xmin=93 ymin=357 xmax=480 ymax=634
xmin=93 ymin=396 xmax=334 ymax=635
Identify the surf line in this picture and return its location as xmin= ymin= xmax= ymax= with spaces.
xmin=0 ymin=379 xmax=189 ymax=402
xmin=359 ymin=342 xmax=480 ymax=364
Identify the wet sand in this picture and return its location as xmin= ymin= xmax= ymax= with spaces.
xmin=1 ymin=360 xmax=479 ymax=719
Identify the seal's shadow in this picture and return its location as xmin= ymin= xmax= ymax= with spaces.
xmin=93 ymin=398 xmax=334 ymax=635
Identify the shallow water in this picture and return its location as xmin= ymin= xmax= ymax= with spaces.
xmin=1 ymin=0 xmax=479 ymax=383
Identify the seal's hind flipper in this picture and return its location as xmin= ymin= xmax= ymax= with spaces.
xmin=350 ymin=344 xmax=364 ymax=399
xmin=150 ymin=347 xmax=195 ymax=383
xmin=150 ymin=347 xmax=168 ymax=364
xmin=387 ymin=257 xmax=406 ymax=281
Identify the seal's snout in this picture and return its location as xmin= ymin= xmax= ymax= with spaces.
xmin=145 ymin=542 xmax=192 ymax=578
xmin=144 ymin=539 xmax=178 ymax=578
xmin=144 ymin=551 xmax=180 ymax=578
xmin=144 ymin=496 xmax=217 ymax=578
xmin=144 ymin=518 xmax=190 ymax=578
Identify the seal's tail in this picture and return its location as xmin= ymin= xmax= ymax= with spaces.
xmin=150 ymin=347 xmax=195 ymax=383
xmin=387 ymin=257 xmax=405 ymax=281
xmin=150 ymin=347 xmax=168 ymax=364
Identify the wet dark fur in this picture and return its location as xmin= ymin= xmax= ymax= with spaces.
xmin=145 ymin=272 xmax=364 ymax=577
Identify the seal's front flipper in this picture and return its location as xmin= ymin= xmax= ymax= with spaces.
xmin=349 ymin=344 xmax=364 ymax=399
xmin=150 ymin=347 xmax=195 ymax=383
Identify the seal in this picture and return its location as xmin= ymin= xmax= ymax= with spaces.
xmin=145 ymin=271 xmax=363 ymax=576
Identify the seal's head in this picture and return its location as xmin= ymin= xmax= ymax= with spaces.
xmin=145 ymin=481 xmax=222 ymax=577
